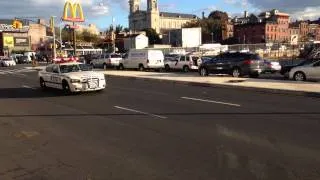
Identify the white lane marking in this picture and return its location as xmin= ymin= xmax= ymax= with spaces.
xmin=22 ymin=85 xmax=36 ymax=90
xmin=181 ymin=97 xmax=241 ymax=107
xmin=114 ymin=106 xmax=167 ymax=119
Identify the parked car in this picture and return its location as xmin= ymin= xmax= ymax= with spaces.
xmin=17 ymin=56 xmax=30 ymax=64
xmin=90 ymin=53 xmax=123 ymax=69
xmin=118 ymin=49 xmax=164 ymax=71
xmin=10 ymin=54 xmax=23 ymax=63
xmin=198 ymin=52 xmax=264 ymax=78
xmin=164 ymin=54 xmax=201 ymax=72
xmin=0 ymin=58 xmax=16 ymax=67
xmin=83 ymin=54 xmax=100 ymax=64
xmin=263 ymin=60 xmax=282 ymax=73
xmin=289 ymin=60 xmax=320 ymax=81
xmin=24 ymin=51 xmax=36 ymax=62
xmin=280 ymin=59 xmax=319 ymax=77
xmin=35 ymin=54 xmax=48 ymax=62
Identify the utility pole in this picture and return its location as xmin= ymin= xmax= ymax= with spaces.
xmin=73 ymin=22 xmax=76 ymax=56
xmin=59 ymin=22 xmax=62 ymax=53
xmin=211 ymin=32 xmax=214 ymax=43
xmin=51 ymin=16 xmax=57 ymax=60
xmin=112 ymin=17 xmax=116 ymax=53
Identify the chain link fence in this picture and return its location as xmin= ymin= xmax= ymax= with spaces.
xmin=146 ymin=42 xmax=319 ymax=61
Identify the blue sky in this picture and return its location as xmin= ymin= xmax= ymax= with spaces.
xmin=0 ymin=0 xmax=319 ymax=32
xmin=88 ymin=0 xmax=255 ymax=30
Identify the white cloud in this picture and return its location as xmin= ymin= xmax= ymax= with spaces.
xmin=290 ymin=6 xmax=320 ymax=20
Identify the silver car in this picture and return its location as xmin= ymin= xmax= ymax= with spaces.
xmin=289 ymin=60 xmax=320 ymax=81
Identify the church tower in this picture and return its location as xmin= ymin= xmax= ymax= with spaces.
xmin=129 ymin=0 xmax=140 ymax=14
xmin=147 ymin=0 xmax=160 ymax=33
xmin=129 ymin=0 xmax=140 ymax=32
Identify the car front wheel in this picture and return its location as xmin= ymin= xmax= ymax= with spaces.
xmin=40 ymin=78 xmax=46 ymax=90
xmin=294 ymin=72 xmax=306 ymax=81
xmin=62 ymin=81 xmax=71 ymax=94
xmin=199 ymin=67 xmax=208 ymax=76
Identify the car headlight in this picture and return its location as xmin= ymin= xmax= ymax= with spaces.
xmin=70 ymin=79 xmax=81 ymax=83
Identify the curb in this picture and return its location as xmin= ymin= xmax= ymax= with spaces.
xmin=106 ymin=74 xmax=320 ymax=98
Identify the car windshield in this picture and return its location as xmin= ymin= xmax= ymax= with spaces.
xmin=60 ymin=64 xmax=92 ymax=73
xmin=165 ymin=54 xmax=179 ymax=61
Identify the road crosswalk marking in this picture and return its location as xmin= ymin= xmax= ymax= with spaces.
xmin=0 ymin=68 xmax=37 ymax=75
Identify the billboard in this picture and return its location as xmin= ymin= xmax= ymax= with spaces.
xmin=62 ymin=0 xmax=85 ymax=22
xmin=3 ymin=36 xmax=14 ymax=48
xmin=14 ymin=37 xmax=29 ymax=46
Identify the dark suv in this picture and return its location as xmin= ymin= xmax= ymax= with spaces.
xmin=198 ymin=52 xmax=264 ymax=78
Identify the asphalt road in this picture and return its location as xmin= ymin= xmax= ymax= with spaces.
xmin=0 ymin=66 xmax=319 ymax=180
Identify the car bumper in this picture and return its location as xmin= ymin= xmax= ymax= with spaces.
xmin=2 ymin=63 xmax=16 ymax=67
xmin=70 ymin=80 xmax=106 ymax=92
xmin=191 ymin=65 xmax=198 ymax=70
xmin=147 ymin=65 xmax=164 ymax=69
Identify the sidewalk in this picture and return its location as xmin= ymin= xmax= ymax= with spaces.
xmin=103 ymin=70 xmax=320 ymax=96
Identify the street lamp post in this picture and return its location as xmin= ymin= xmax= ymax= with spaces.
xmin=51 ymin=16 xmax=57 ymax=60
xmin=211 ymin=32 xmax=214 ymax=43
xmin=73 ymin=22 xmax=77 ymax=56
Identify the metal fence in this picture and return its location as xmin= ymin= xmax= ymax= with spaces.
xmin=146 ymin=42 xmax=318 ymax=60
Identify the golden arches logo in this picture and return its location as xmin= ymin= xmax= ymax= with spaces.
xmin=62 ymin=0 xmax=85 ymax=22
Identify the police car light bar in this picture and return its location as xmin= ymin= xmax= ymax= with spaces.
xmin=53 ymin=57 xmax=80 ymax=63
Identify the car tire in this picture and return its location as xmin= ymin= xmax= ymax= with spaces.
xmin=294 ymin=71 xmax=306 ymax=81
xmin=39 ymin=78 xmax=46 ymax=90
xmin=165 ymin=64 xmax=170 ymax=72
xmin=199 ymin=67 xmax=208 ymax=77
xmin=232 ymin=68 xmax=241 ymax=77
xmin=62 ymin=80 xmax=71 ymax=94
xmin=183 ymin=65 xmax=189 ymax=73
xmin=138 ymin=64 xmax=144 ymax=71
xmin=90 ymin=63 xmax=94 ymax=68
xmin=119 ymin=64 xmax=124 ymax=70
xmin=103 ymin=63 xmax=107 ymax=70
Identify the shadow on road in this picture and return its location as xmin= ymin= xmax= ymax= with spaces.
xmin=0 ymin=88 xmax=91 ymax=99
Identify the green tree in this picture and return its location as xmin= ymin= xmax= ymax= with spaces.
xmin=143 ymin=28 xmax=161 ymax=45
xmin=183 ymin=18 xmax=224 ymax=43
xmin=208 ymin=10 xmax=229 ymax=22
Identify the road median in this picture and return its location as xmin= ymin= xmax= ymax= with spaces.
xmin=103 ymin=70 xmax=320 ymax=97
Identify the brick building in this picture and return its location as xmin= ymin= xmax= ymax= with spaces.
xmin=234 ymin=9 xmax=290 ymax=43
xmin=28 ymin=19 xmax=47 ymax=51
xmin=289 ymin=21 xmax=320 ymax=42
xmin=222 ymin=22 xmax=234 ymax=41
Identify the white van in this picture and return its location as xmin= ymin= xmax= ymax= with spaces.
xmin=24 ymin=52 xmax=36 ymax=63
xmin=119 ymin=49 xmax=164 ymax=71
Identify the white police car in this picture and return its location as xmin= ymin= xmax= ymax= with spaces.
xmin=38 ymin=60 xmax=106 ymax=93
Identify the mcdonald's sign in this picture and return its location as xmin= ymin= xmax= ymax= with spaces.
xmin=62 ymin=0 xmax=85 ymax=22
